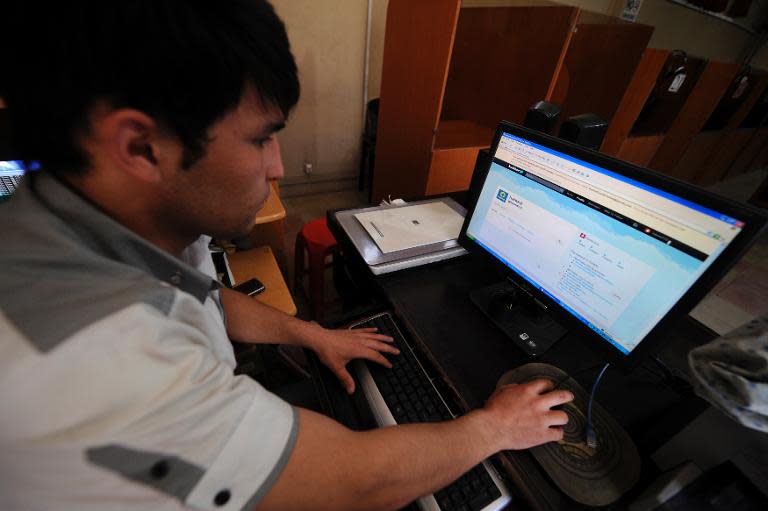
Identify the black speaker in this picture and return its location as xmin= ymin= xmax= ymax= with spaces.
xmin=559 ymin=113 xmax=608 ymax=150
xmin=524 ymin=101 xmax=561 ymax=134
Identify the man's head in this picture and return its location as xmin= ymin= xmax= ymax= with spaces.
xmin=1 ymin=1 xmax=299 ymax=247
xmin=0 ymin=0 xmax=299 ymax=175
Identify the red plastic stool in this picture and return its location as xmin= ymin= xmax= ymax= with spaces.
xmin=293 ymin=218 xmax=338 ymax=320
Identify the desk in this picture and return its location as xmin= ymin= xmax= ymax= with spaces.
xmin=328 ymin=211 xmax=716 ymax=510
xmin=227 ymin=245 xmax=297 ymax=316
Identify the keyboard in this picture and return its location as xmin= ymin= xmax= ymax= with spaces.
xmin=0 ymin=174 xmax=21 ymax=197
xmin=350 ymin=312 xmax=511 ymax=511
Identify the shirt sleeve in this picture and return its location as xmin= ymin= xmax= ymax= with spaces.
xmin=78 ymin=301 xmax=298 ymax=511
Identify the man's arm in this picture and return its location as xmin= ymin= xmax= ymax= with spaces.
xmin=258 ymin=379 xmax=572 ymax=511
xmin=220 ymin=287 xmax=397 ymax=393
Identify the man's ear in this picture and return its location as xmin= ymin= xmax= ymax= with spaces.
xmin=98 ymin=109 xmax=174 ymax=183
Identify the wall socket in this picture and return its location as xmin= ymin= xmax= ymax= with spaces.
xmin=303 ymin=161 xmax=313 ymax=176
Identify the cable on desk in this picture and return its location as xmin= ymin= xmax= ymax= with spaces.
xmin=586 ymin=363 xmax=610 ymax=449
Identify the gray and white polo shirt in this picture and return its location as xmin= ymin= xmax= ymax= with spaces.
xmin=0 ymin=172 xmax=297 ymax=511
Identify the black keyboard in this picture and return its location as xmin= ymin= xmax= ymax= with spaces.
xmin=0 ymin=174 xmax=21 ymax=197
xmin=351 ymin=312 xmax=511 ymax=511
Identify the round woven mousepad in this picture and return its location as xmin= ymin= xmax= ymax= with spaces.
xmin=498 ymin=363 xmax=640 ymax=506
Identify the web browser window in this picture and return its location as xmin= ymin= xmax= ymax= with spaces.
xmin=467 ymin=132 xmax=744 ymax=354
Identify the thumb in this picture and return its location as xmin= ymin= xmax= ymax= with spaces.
xmin=335 ymin=367 xmax=356 ymax=394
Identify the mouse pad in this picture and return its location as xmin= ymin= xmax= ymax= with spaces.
xmin=498 ymin=363 xmax=640 ymax=506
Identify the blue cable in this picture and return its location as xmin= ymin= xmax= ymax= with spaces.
xmin=585 ymin=363 xmax=610 ymax=449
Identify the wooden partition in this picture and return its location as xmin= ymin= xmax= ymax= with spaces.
xmin=548 ymin=11 xmax=653 ymax=132
xmin=371 ymin=0 xmax=578 ymax=202
xmin=693 ymin=72 xmax=768 ymax=185
xmin=602 ymin=49 xmax=707 ymax=167
xmin=371 ymin=0 xmax=462 ymax=202
xmin=722 ymin=89 xmax=768 ymax=177
xmin=648 ymin=61 xmax=740 ymax=177
xmin=428 ymin=5 xmax=577 ymax=196
xmin=667 ymin=67 xmax=765 ymax=184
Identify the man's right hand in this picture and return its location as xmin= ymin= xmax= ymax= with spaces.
xmin=479 ymin=379 xmax=573 ymax=451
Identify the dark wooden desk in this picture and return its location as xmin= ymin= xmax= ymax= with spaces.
xmin=328 ymin=211 xmax=717 ymax=510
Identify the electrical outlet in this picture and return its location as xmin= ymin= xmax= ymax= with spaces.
xmin=303 ymin=161 xmax=313 ymax=176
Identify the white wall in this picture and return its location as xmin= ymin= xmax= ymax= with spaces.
xmin=271 ymin=0 xmax=368 ymax=181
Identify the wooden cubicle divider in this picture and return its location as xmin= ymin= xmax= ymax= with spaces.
xmin=602 ymin=49 xmax=707 ymax=167
xmin=371 ymin=0 xmax=462 ymax=203
xmin=693 ymin=72 xmax=768 ymax=185
xmin=666 ymin=66 xmax=763 ymax=184
xmin=371 ymin=0 xmax=579 ymax=202
xmin=721 ymin=89 xmax=768 ymax=178
xmin=440 ymin=6 xmax=577 ymax=131
xmin=648 ymin=61 xmax=740 ymax=177
xmin=548 ymin=11 xmax=653 ymax=132
xmin=427 ymin=5 xmax=577 ymax=196
xmin=372 ymin=2 xmax=659 ymax=202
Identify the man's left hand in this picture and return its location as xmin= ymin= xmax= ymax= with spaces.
xmin=307 ymin=326 xmax=398 ymax=394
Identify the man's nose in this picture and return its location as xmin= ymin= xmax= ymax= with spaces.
xmin=267 ymin=137 xmax=285 ymax=180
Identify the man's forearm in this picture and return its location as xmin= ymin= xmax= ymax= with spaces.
xmin=259 ymin=408 xmax=501 ymax=511
xmin=220 ymin=287 xmax=320 ymax=347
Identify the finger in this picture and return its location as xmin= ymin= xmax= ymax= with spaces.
xmin=349 ymin=327 xmax=379 ymax=333
xmin=364 ymin=339 xmax=400 ymax=355
xmin=526 ymin=378 xmax=555 ymax=394
xmin=363 ymin=350 xmax=393 ymax=369
xmin=547 ymin=426 xmax=565 ymax=443
xmin=546 ymin=410 xmax=569 ymax=426
xmin=350 ymin=331 xmax=394 ymax=343
xmin=334 ymin=366 xmax=356 ymax=394
xmin=540 ymin=389 xmax=574 ymax=409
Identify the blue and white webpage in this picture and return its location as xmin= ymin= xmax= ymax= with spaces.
xmin=467 ymin=132 xmax=744 ymax=355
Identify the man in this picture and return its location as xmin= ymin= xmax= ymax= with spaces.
xmin=0 ymin=2 xmax=572 ymax=510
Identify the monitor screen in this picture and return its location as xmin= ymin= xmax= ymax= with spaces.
xmin=464 ymin=125 xmax=756 ymax=356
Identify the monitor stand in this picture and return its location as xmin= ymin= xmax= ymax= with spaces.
xmin=470 ymin=280 xmax=567 ymax=356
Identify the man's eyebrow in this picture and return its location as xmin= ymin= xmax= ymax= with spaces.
xmin=265 ymin=121 xmax=286 ymax=134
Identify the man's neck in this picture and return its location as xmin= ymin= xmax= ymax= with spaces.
xmin=60 ymin=173 xmax=195 ymax=258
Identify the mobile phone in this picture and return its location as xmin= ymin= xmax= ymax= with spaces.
xmin=233 ymin=278 xmax=266 ymax=296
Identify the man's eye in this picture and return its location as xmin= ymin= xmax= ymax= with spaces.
xmin=253 ymin=136 xmax=273 ymax=148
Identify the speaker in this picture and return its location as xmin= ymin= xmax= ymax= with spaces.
xmin=524 ymin=101 xmax=561 ymax=134
xmin=559 ymin=113 xmax=608 ymax=150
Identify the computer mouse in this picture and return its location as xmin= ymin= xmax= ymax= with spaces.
xmin=494 ymin=363 xmax=640 ymax=507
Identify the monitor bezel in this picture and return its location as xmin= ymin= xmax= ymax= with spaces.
xmin=458 ymin=121 xmax=768 ymax=364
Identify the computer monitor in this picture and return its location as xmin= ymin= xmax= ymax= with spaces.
xmin=459 ymin=122 xmax=767 ymax=361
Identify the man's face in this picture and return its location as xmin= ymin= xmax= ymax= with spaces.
xmin=158 ymin=88 xmax=286 ymax=241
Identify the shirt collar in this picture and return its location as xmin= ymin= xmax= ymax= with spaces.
xmin=29 ymin=172 xmax=221 ymax=303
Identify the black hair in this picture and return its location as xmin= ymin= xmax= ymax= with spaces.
xmin=0 ymin=0 xmax=299 ymax=173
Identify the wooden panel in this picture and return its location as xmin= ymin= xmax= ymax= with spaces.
xmin=670 ymin=131 xmax=722 ymax=183
xmin=649 ymin=61 xmax=740 ymax=175
xmin=631 ymin=55 xmax=707 ymax=137
xmin=549 ymin=18 xmax=654 ymax=128
xmin=371 ymin=0 xmax=461 ymax=203
xmin=694 ymin=129 xmax=754 ymax=185
xmin=602 ymin=48 xmax=668 ymax=156
xmin=726 ymin=127 xmax=768 ymax=177
xmin=687 ymin=73 xmax=768 ymax=185
xmin=616 ymin=134 xmax=663 ymax=167
xmin=441 ymin=6 xmax=577 ymax=129
xmin=425 ymin=146 xmax=485 ymax=195
xmin=228 ymin=246 xmax=297 ymax=316
xmin=434 ymin=119 xmax=495 ymax=150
